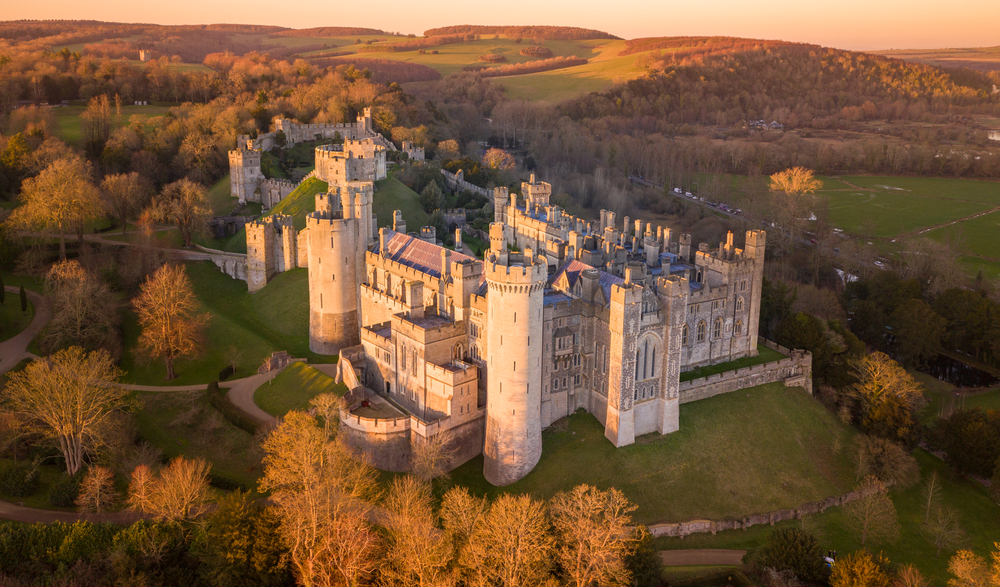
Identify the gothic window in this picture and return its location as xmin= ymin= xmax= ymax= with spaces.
xmin=741 ymin=279 xmax=748 ymax=292
xmin=573 ymin=354 xmax=581 ymax=367
xmin=696 ymin=321 xmax=706 ymax=343
xmin=453 ymin=343 xmax=463 ymax=361
xmin=574 ymin=374 xmax=581 ymax=386
xmin=682 ymin=325 xmax=689 ymax=346
xmin=735 ymin=320 xmax=743 ymax=335
xmin=736 ymin=297 xmax=745 ymax=312
xmin=713 ymin=317 xmax=722 ymax=339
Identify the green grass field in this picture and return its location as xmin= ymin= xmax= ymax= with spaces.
xmin=450 ymin=382 xmax=858 ymax=525
xmin=254 ymin=361 xmax=347 ymax=417
xmin=374 ymin=173 xmax=430 ymax=230
xmin=0 ymin=458 xmax=75 ymax=511
xmin=814 ymin=176 xmax=996 ymax=239
xmin=269 ymin=177 xmax=328 ymax=230
xmin=654 ymin=451 xmax=1000 ymax=586
xmin=0 ymin=297 xmax=34 ymax=344
xmin=52 ymin=104 xmax=174 ymax=148
xmin=206 ymin=174 xmax=238 ymax=216
xmin=119 ymin=263 xmax=332 ymax=386
xmin=134 ymin=390 xmax=262 ymax=488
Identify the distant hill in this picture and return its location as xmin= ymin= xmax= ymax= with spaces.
xmin=271 ymin=26 xmax=386 ymax=37
xmin=871 ymin=46 xmax=1000 ymax=73
xmin=422 ymin=25 xmax=619 ymax=40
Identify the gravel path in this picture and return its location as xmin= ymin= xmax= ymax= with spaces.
xmin=660 ymin=549 xmax=746 ymax=566
xmin=0 ymin=287 xmax=50 ymax=375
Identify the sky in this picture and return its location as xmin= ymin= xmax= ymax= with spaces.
xmin=2 ymin=0 xmax=999 ymax=51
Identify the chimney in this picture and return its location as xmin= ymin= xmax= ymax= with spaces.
xmin=441 ymin=248 xmax=451 ymax=279
xmin=679 ymin=234 xmax=692 ymax=262
xmin=580 ymin=269 xmax=599 ymax=303
xmin=454 ymin=228 xmax=463 ymax=252
xmin=379 ymin=227 xmax=388 ymax=256
xmin=405 ymin=280 xmax=425 ymax=320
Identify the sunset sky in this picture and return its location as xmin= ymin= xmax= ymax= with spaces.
xmin=2 ymin=0 xmax=999 ymax=50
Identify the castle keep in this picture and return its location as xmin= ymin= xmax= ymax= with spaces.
xmin=228 ymin=108 xmax=391 ymax=206
xmin=248 ymin=162 xmax=800 ymax=486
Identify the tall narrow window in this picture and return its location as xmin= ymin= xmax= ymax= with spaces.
xmin=697 ymin=321 xmax=706 ymax=343
xmin=714 ymin=317 xmax=722 ymax=339
xmin=736 ymin=297 xmax=744 ymax=312
xmin=682 ymin=325 xmax=689 ymax=346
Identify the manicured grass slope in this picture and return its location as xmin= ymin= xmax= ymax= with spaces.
xmin=269 ymin=177 xmax=328 ymax=230
xmin=254 ymin=361 xmax=348 ymax=417
xmin=451 ymin=382 xmax=858 ymax=525
xmin=654 ymin=451 xmax=1000 ymax=587
xmin=119 ymin=263 xmax=330 ymax=385
xmin=374 ymin=173 xmax=430 ymax=230
xmin=134 ymin=390 xmax=261 ymax=488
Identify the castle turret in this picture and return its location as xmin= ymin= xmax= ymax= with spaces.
xmin=246 ymin=219 xmax=275 ymax=293
xmin=653 ymin=275 xmax=690 ymax=435
xmin=679 ymin=233 xmax=692 ymax=262
xmin=744 ymin=230 xmax=766 ymax=349
xmin=483 ymin=249 xmax=547 ymax=486
xmin=306 ymin=205 xmax=360 ymax=355
xmin=229 ymin=148 xmax=263 ymax=204
xmin=604 ymin=282 xmax=644 ymax=447
xmin=493 ymin=186 xmax=509 ymax=225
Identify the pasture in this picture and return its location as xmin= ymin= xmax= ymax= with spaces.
xmin=52 ymin=103 xmax=174 ymax=148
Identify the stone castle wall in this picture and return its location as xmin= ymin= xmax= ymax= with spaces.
xmin=648 ymin=485 xmax=873 ymax=538
xmin=441 ymin=169 xmax=491 ymax=199
xmin=678 ymin=339 xmax=812 ymax=404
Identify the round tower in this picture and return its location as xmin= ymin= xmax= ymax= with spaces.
xmin=483 ymin=249 xmax=547 ymax=486
xmin=306 ymin=210 xmax=360 ymax=355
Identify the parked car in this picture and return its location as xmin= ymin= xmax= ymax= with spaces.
xmin=685 ymin=191 xmax=693 ymax=197
xmin=673 ymin=188 xmax=682 ymax=194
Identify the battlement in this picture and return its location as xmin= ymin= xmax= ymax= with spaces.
xmin=306 ymin=210 xmax=350 ymax=227
xmin=483 ymin=255 xmax=548 ymax=287
xmin=656 ymin=275 xmax=690 ymax=299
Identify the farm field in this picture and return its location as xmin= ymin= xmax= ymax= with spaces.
xmin=873 ymin=45 xmax=1000 ymax=72
xmin=119 ymin=263 xmax=330 ymax=386
xmin=450 ymin=382 xmax=858 ymax=526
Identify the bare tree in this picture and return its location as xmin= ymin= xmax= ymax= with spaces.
xmin=7 ymin=157 xmax=103 ymax=260
xmin=126 ymin=457 xmax=211 ymax=520
xmin=411 ymin=431 xmax=456 ymax=482
xmin=856 ymin=435 xmax=919 ymax=488
xmin=150 ymin=178 xmax=212 ymax=247
xmin=947 ymin=550 xmax=991 ymax=587
xmin=462 ymin=493 xmax=553 ymax=587
xmin=308 ymin=393 xmax=340 ymax=440
xmin=440 ymin=485 xmax=489 ymax=583
xmin=924 ymin=506 xmax=964 ymax=557
xmin=133 ymin=264 xmax=208 ymax=380
xmin=101 ymin=172 xmax=153 ymax=235
xmin=3 ymin=347 xmax=127 ymax=475
xmin=844 ymin=476 xmax=900 ymax=546
xmin=549 ymin=484 xmax=639 ymax=587
xmin=76 ymin=465 xmax=117 ymax=514
xmin=81 ymin=94 xmax=113 ymax=152
xmin=380 ymin=476 xmax=453 ymax=587
xmin=259 ymin=411 xmax=381 ymax=587
xmin=42 ymin=261 xmax=120 ymax=355
xmin=894 ymin=565 xmax=929 ymax=587
xmin=923 ymin=471 xmax=941 ymax=523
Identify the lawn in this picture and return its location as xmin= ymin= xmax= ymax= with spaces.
xmin=653 ymin=451 xmax=1000 ymax=587
xmin=0 ymin=296 xmax=34 ymax=343
xmin=915 ymin=369 xmax=1000 ymax=424
xmin=817 ymin=188 xmax=990 ymax=239
xmin=52 ymin=104 xmax=174 ymax=148
xmin=134 ymin=390 xmax=262 ymax=488
xmin=0 ymin=458 xmax=75 ymax=511
xmin=374 ymin=173 xmax=429 ymax=231
xmin=450 ymin=382 xmax=858 ymax=525
xmin=269 ymin=177 xmax=328 ymax=230
xmin=206 ymin=174 xmax=238 ymax=216
xmin=254 ymin=361 xmax=348 ymax=417
xmin=679 ymin=344 xmax=786 ymax=382
xmin=119 ymin=262 xmax=332 ymax=386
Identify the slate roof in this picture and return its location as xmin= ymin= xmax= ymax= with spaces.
xmin=373 ymin=229 xmax=475 ymax=279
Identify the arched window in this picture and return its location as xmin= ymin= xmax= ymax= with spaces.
xmin=635 ymin=348 xmax=642 ymax=381
xmin=735 ymin=320 xmax=743 ymax=335
xmin=713 ymin=317 xmax=722 ymax=339
xmin=682 ymin=325 xmax=689 ymax=346
xmin=736 ymin=297 xmax=745 ymax=312
xmin=453 ymin=343 xmax=464 ymax=361
xmin=696 ymin=321 xmax=706 ymax=343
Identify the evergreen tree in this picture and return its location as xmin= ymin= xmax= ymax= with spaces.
xmin=18 ymin=285 xmax=26 ymax=312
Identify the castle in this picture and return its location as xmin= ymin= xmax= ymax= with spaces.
xmin=248 ymin=148 xmax=782 ymax=484
xmin=228 ymin=108 xmax=392 ymax=207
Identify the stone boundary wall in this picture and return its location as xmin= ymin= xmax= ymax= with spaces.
xmin=441 ymin=169 xmax=491 ymax=199
xmin=648 ymin=484 xmax=880 ymax=538
xmin=192 ymin=245 xmax=248 ymax=281
xmin=678 ymin=339 xmax=813 ymax=403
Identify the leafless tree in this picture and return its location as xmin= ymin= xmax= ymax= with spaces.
xmin=924 ymin=506 xmax=964 ymax=556
xmin=3 ymin=347 xmax=127 ymax=475
xmin=379 ymin=476 xmax=454 ymax=587
xmin=549 ymin=484 xmax=639 ymax=587
xmin=133 ymin=264 xmax=208 ymax=380
xmin=126 ymin=457 xmax=211 ymax=520
xmin=461 ymin=493 xmax=553 ymax=587
xmin=412 ymin=431 xmax=456 ymax=482
xmin=844 ymin=476 xmax=900 ymax=546
xmin=76 ymin=465 xmax=117 ymax=514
